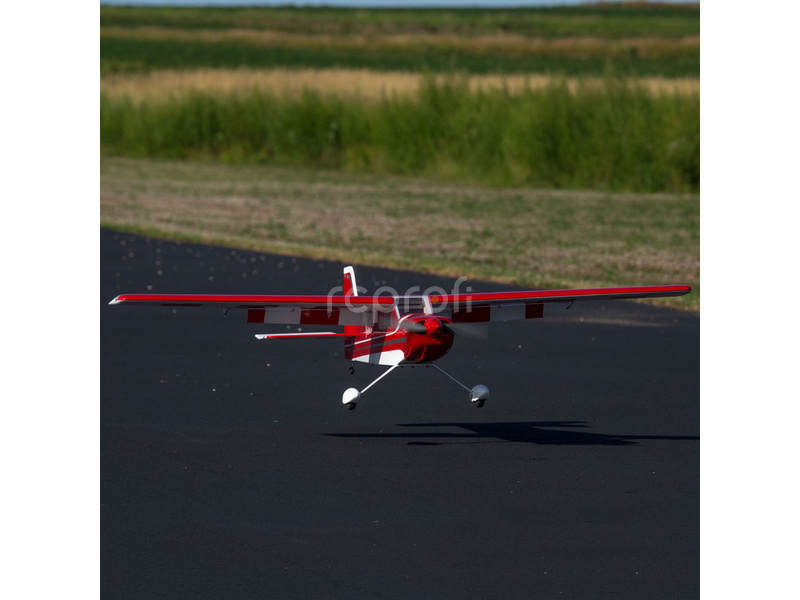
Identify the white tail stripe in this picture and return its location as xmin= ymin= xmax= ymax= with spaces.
xmin=353 ymin=349 xmax=405 ymax=366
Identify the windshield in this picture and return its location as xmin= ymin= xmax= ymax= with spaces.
xmin=396 ymin=296 xmax=427 ymax=316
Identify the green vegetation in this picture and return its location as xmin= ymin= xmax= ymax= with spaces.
xmin=100 ymin=36 xmax=698 ymax=78
xmin=100 ymin=4 xmax=700 ymax=39
xmin=101 ymin=76 xmax=698 ymax=193
xmin=101 ymin=157 xmax=699 ymax=312
xmin=100 ymin=4 xmax=699 ymax=77
xmin=100 ymin=4 xmax=700 ymax=192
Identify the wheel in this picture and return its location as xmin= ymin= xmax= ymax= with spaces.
xmin=342 ymin=387 xmax=360 ymax=410
xmin=470 ymin=385 xmax=489 ymax=407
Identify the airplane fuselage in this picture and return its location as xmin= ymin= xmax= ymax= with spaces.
xmin=345 ymin=314 xmax=455 ymax=366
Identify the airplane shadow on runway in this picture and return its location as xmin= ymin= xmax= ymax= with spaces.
xmin=325 ymin=421 xmax=700 ymax=446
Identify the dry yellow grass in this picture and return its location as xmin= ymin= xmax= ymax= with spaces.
xmin=101 ymin=67 xmax=699 ymax=103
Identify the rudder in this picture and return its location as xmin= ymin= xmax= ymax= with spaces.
xmin=343 ymin=266 xmax=358 ymax=297
xmin=343 ymin=266 xmax=360 ymax=359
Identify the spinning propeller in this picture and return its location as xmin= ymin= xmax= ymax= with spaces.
xmin=399 ymin=317 xmax=487 ymax=339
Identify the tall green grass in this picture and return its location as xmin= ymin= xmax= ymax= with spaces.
xmin=100 ymin=37 xmax=700 ymax=78
xmin=100 ymin=76 xmax=699 ymax=193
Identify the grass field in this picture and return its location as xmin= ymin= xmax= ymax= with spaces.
xmin=100 ymin=4 xmax=700 ymax=38
xmin=100 ymin=5 xmax=700 ymax=309
xmin=101 ymin=75 xmax=699 ymax=193
xmin=100 ymin=4 xmax=699 ymax=77
xmin=100 ymin=5 xmax=700 ymax=193
xmin=101 ymin=157 xmax=699 ymax=312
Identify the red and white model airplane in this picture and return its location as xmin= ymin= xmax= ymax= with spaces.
xmin=109 ymin=266 xmax=691 ymax=410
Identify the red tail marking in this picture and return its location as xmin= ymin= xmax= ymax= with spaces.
xmin=344 ymin=274 xmax=355 ymax=297
xmin=343 ymin=267 xmax=362 ymax=359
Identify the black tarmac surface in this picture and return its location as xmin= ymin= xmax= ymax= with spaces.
xmin=101 ymin=228 xmax=699 ymax=599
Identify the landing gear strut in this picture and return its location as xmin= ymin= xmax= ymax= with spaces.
xmin=341 ymin=364 xmax=401 ymax=410
xmin=341 ymin=363 xmax=488 ymax=410
xmin=429 ymin=364 xmax=489 ymax=407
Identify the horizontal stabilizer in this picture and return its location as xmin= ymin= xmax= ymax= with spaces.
xmin=255 ymin=332 xmax=351 ymax=340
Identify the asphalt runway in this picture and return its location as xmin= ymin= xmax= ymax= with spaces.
xmin=101 ymin=228 xmax=699 ymax=599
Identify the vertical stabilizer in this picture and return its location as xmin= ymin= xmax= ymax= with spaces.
xmin=343 ymin=266 xmax=360 ymax=359
xmin=343 ymin=266 xmax=358 ymax=297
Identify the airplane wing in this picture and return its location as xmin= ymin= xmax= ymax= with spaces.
xmin=425 ymin=285 xmax=692 ymax=323
xmin=108 ymin=294 xmax=394 ymax=309
xmin=109 ymin=284 xmax=691 ymax=326
xmin=108 ymin=294 xmax=395 ymax=327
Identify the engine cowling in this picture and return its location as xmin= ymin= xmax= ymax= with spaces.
xmin=403 ymin=316 xmax=455 ymax=364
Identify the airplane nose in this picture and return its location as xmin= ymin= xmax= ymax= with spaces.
xmin=424 ymin=317 xmax=442 ymax=337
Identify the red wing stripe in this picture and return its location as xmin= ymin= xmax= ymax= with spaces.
xmin=112 ymin=286 xmax=690 ymax=309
